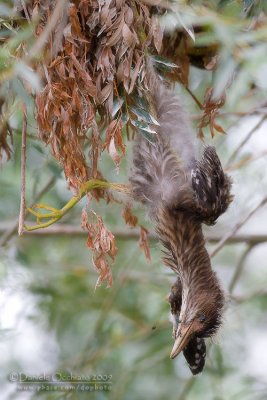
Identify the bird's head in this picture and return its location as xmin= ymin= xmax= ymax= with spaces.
xmin=170 ymin=276 xmax=224 ymax=359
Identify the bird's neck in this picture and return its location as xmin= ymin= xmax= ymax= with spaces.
xmin=156 ymin=208 xmax=211 ymax=280
xmin=157 ymin=207 xmax=224 ymax=330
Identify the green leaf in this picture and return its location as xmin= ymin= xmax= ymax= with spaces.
xmin=138 ymin=129 xmax=155 ymax=144
xmin=120 ymin=111 xmax=129 ymax=128
xmin=112 ymin=96 xmax=125 ymax=117
xmin=129 ymin=106 xmax=159 ymax=125
xmin=151 ymin=55 xmax=178 ymax=69
xmin=10 ymin=77 xmax=33 ymax=105
xmin=7 ymin=25 xmax=34 ymax=52
xmin=131 ymin=120 xmax=157 ymax=133
xmin=131 ymin=120 xmax=156 ymax=144
xmin=174 ymin=11 xmax=195 ymax=42
xmin=0 ymin=18 xmax=17 ymax=33
xmin=14 ymin=62 xmax=41 ymax=91
xmin=130 ymin=93 xmax=149 ymax=111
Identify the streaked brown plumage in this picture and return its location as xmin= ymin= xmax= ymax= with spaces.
xmin=129 ymin=58 xmax=233 ymax=374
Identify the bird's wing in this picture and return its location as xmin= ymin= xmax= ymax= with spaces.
xmin=192 ymin=145 xmax=233 ymax=225
xmin=183 ymin=336 xmax=206 ymax=375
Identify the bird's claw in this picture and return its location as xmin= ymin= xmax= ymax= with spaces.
xmin=24 ymin=204 xmax=63 ymax=231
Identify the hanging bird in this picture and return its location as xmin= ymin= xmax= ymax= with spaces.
xmin=129 ymin=59 xmax=233 ymax=374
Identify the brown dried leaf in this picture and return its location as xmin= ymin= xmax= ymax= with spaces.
xmin=139 ymin=225 xmax=151 ymax=261
xmin=122 ymin=204 xmax=138 ymax=228
xmin=69 ymin=3 xmax=82 ymax=37
xmin=109 ymin=136 xmax=121 ymax=173
xmin=81 ymin=208 xmax=88 ymax=229
xmin=151 ymin=15 xmax=163 ymax=54
xmin=205 ymin=54 xmax=220 ymax=70
xmin=122 ymin=23 xmax=137 ymax=48
xmin=124 ymin=5 xmax=134 ymax=25
xmin=214 ymin=122 xmax=227 ymax=135
xmin=106 ymin=12 xmax=125 ymax=47
xmin=98 ymin=82 xmax=113 ymax=103
xmin=103 ymin=119 xmax=125 ymax=172
xmin=199 ymin=88 xmax=227 ymax=138
xmin=93 ymin=253 xmax=113 ymax=288
xmin=70 ymin=53 xmax=97 ymax=97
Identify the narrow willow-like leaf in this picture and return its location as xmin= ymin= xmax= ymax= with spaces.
xmin=130 ymin=106 xmax=159 ymax=125
xmin=174 ymin=11 xmax=195 ymax=42
xmin=112 ymin=97 xmax=125 ymax=117
xmin=138 ymin=128 xmax=155 ymax=144
xmin=131 ymin=120 xmax=156 ymax=144
xmin=131 ymin=120 xmax=157 ymax=133
xmin=130 ymin=93 xmax=149 ymax=111
xmin=151 ymin=55 xmax=178 ymax=68
xmin=120 ymin=112 xmax=129 ymax=127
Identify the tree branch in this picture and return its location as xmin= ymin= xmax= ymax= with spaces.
xmin=229 ymin=288 xmax=267 ymax=304
xmin=177 ymin=377 xmax=195 ymax=400
xmin=226 ymin=149 xmax=267 ymax=171
xmin=228 ymin=244 xmax=256 ymax=294
xmin=18 ymin=105 xmax=27 ymax=236
xmin=227 ymin=115 xmax=267 ymax=166
xmin=2 ymin=225 xmax=267 ymax=246
xmin=210 ymin=196 xmax=267 ymax=258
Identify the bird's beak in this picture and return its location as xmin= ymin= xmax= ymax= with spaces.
xmin=170 ymin=321 xmax=195 ymax=359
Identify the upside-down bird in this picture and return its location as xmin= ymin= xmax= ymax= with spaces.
xmin=129 ymin=59 xmax=233 ymax=375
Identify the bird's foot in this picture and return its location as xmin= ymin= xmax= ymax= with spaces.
xmin=24 ymin=204 xmax=63 ymax=231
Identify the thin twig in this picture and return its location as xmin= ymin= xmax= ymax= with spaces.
xmin=185 ymin=86 xmax=203 ymax=110
xmin=210 ymin=196 xmax=267 ymax=258
xmin=2 ymin=225 xmax=267 ymax=245
xmin=191 ymin=110 xmax=266 ymax=121
xmin=177 ymin=376 xmax=195 ymax=400
xmin=0 ymin=176 xmax=56 ymax=247
xmin=228 ymin=243 xmax=255 ymax=294
xmin=229 ymin=288 xmax=267 ymax=303
xmin=226 ymin=149 xmax=267 ymax=171
xmin=227 ymin=115 xmax=267 ymax=166
xmin=18 ymin=106 xmax=27 ymax=236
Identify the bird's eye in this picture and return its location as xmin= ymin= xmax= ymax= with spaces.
xmin=199 ymin=316 xmax=205 ymax=323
